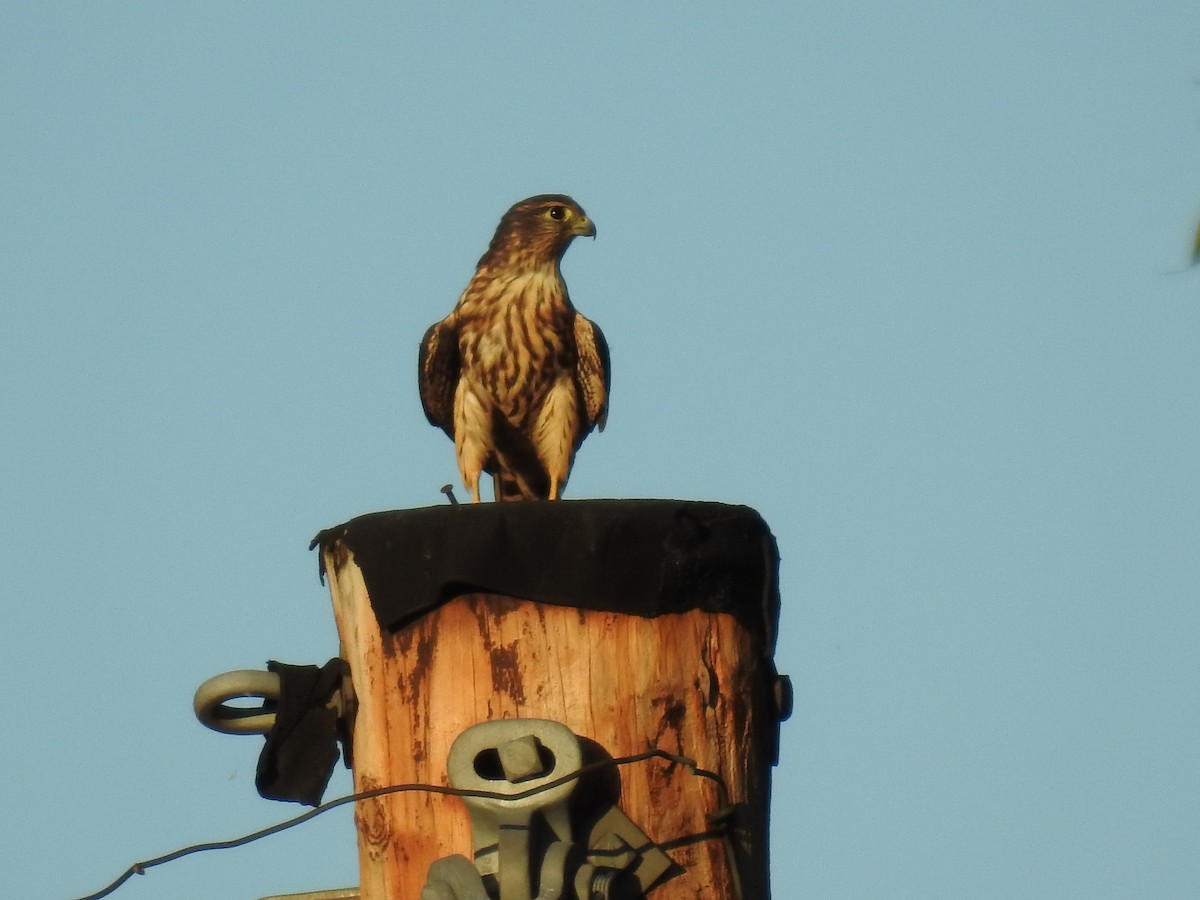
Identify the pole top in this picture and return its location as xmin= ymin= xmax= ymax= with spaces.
xmin=312 ymin=499 xmax=780 ymax=649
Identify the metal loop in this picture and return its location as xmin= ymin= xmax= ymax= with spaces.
xmin=193 ymin=670 xmax=282 ymax=735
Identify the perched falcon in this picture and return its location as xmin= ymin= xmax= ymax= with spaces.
xmin=418 ymin=194 xmax=610 ymax=502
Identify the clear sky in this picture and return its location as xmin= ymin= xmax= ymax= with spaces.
xmin=3 ymin=3 xmax=1199 ymax=898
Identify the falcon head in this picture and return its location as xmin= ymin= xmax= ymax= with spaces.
xmin=478 ymin=194 xmax=596 ymax=270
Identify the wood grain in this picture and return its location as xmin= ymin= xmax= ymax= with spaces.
xmin=323 ymin=541 xmax=774 ymax=899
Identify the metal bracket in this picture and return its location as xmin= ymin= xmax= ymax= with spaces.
xmin=194 ymin=669 xmax=282 ymax=735
xmin=584 ymin=806 xmax=673 ymax=893
xmin=423 ymin=719 xmax=673 ymax=899
xmin=193 ymin=666 xmax=356 ymax=740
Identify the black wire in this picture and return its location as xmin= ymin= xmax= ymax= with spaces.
xmin=71 ymin=748 xmax=728 ymax=900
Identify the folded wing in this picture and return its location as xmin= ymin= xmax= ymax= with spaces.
xmin=574 ymin=313 xmax=611 ymax=438
xmin=418 ymin=319 xmax=459 ymax=439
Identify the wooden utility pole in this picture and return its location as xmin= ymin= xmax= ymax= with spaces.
xmin=314 ymin=500 xmax=787 ymax=899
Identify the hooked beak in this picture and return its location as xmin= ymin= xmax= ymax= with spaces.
xmin=573 ymin=215 xmax=596 ymax=239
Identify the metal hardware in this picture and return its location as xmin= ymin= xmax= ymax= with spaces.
xmin=448 ymin=718 xmax=581 ymax=899
xmin=193 ymin=665 xmax=356 ymax=743
xmin=773 ymin=674 xmax=793 ymax=721
xmin=424 ymin=719 xmax=672 ymax=899
xmin=584 ymin=806 xmax=672 ymax=893
xmin=422 ymin=855 xmax=490 ymax=900
xmin=194 ymin=669 xmax=282 ymax=735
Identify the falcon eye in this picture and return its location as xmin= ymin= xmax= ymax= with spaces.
xmin=547 ymin=205 xmax=566 ymax=220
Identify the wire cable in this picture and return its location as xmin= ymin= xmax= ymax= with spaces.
xmin=71 ymin=748 xmax=730 ymax=900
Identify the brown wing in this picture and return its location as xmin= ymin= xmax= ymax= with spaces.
xmin=418 ymin=318 xmax=460 ymax=439
xmin=574 ymin=313 xmax=610 ymax=435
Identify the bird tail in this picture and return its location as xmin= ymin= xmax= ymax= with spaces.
xmin=492 ymin=468 xmax=547 ymax=501
xmin=489 ymin=417 xmax=552 ymax=500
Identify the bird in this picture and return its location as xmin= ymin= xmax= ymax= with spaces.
xmin=418 ymin=194 xmax=610 ymax=503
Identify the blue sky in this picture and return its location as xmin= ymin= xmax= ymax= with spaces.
xmin=3 ymin=3 xmax=1199 ymax=898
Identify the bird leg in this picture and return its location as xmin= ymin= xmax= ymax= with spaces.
xmin=453 ymin=382 xmax=490 ymax=505
xmin=533 ymin=380 xmax=577 ymax=502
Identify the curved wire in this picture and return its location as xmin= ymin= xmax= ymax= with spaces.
xmin=71 ymin=748 xmax=730 ymax=900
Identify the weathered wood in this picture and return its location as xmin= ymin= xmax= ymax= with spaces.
xmin=322 ymin=540 xmax=776 ymax=899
